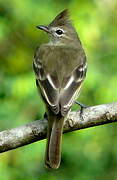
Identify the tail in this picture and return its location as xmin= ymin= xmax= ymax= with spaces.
xmin=45 ymin=113 xmax=64 ymax=169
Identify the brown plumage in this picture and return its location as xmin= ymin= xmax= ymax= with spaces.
xmin=33 ymin=9 xmax=87 ymax=169
xmin=49 ymin=9 xmax=71 ymax=27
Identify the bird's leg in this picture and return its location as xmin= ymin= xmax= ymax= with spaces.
xmin=75 ymin=101 xmax=88 ymax=109
xmin=75 ymin=101 xmax=89 ymax=120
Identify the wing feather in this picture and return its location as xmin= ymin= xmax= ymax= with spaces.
xmin=33 ymin=46 xmax=87 ymax=116
xmin=60 ymin=62 xmax=87 ymax=116
xmin=33 ymin=59 xmax=60 ymax=114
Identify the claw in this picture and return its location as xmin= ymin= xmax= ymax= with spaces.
xmin=75 ymin=101 xmax=88 ymax=108
xmin=75 ymin=101 xmax=89 ymax=120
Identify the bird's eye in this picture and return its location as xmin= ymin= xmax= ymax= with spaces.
xmin=55 ymin=29 xmax=63 ymax=35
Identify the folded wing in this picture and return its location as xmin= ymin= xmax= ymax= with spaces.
xmin=60 ymin=62 xmax=87 ymax=116
xmin=33 ymin=48 xmax=87 ymax=116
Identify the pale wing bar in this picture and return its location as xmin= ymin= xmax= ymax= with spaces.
xmin=33 ymin=56 xmax=87 ymax=116
xmin=60 ymin=62 xmax=87 ymax=116
xmin=33 ymin=59 xmax=59 ymax=114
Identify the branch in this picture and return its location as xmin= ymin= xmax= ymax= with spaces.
xmin=0 ymin=102 xmax=117 ymax=153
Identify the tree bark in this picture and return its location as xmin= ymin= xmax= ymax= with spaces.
xmin=0 ymin=102 xmax=117 ymax=153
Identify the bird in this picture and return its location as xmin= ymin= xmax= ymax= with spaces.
xmin=33 ymin=9 xmax=87 ymax=169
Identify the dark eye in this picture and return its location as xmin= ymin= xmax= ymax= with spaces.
xmin=55 ymin=29 xmax=63 ymax=35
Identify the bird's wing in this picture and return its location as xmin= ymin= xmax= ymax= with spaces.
xmin=33 ymin=46 xmax=87 ymax=116
xmin=33 ymin=48 xmax=60 ymax=114
xmin=60 ymin=60 xmax=87 ymax=116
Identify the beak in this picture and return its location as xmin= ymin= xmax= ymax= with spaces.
xmin=36 ymin=25 xmax=50 ymax=33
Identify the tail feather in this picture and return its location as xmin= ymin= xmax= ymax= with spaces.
xmin=45 ymin=114 xmax=64 ymax=169
xmin=45 ymin=116 xmax=53 ymax=168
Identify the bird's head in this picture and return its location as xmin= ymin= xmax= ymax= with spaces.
xmin=36 ymin=9 xmax=79 ymax=45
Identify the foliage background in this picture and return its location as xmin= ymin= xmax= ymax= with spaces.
xmin=0 ymin=0 xmax=117 ymax=179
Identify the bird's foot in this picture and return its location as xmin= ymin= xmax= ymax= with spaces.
xmin=75 ymin=101 xmax=89 ymax=120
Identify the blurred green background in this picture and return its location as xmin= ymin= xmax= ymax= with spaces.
xmin=0 ymin=0 xmax=117 ymax=179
